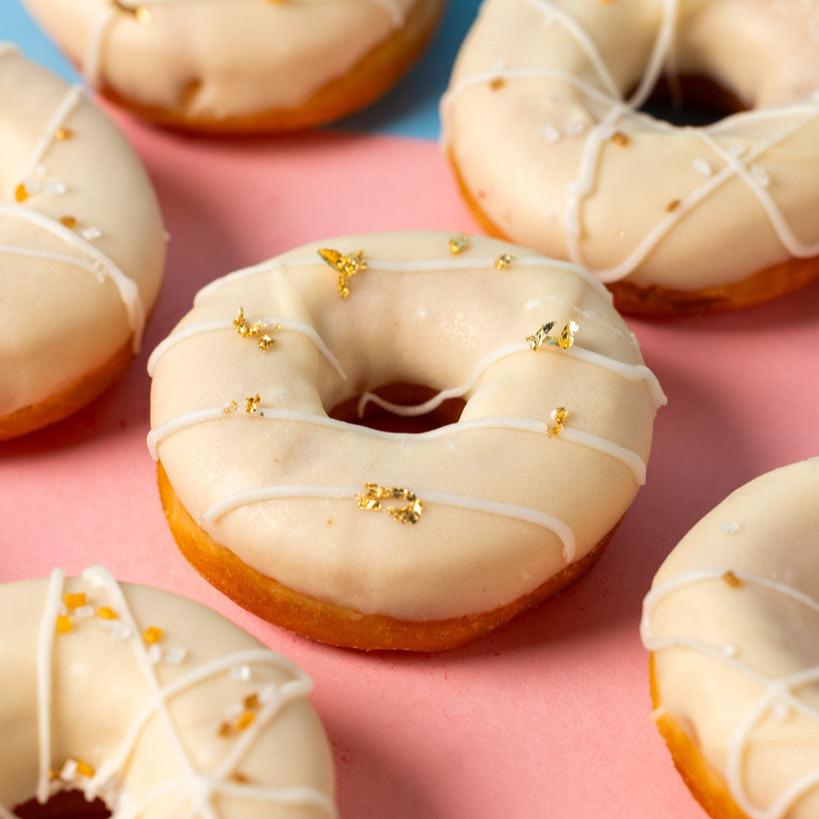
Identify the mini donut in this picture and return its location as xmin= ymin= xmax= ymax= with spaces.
xmin=23 ymin=0 xmax=446 ymax=133
xmin=0 ymin=46 xmax=165 ymax=441
xmin=148 ymin=232 xmax=666 ymax=651
xmin=0 ymin=565 xmax=336 ymax=818
xmin=641 ymin=459 xmax=819 ymax=819
xmin=442 ymin=0 xmax=819 ymax=316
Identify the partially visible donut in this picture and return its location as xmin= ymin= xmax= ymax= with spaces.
xmin=0 ymin=47 xmax=165 ymax=441
xmin=0 ymin=566 xmax=336 ymax=818
xmin=23 ymin=0 xmax=446 ymax=133
xmin=148 ymin=232 xmax=665 ymax=651
xmin=443 ymin=0 xmax=819 ymax=315
xmin=642 ymin=459 xmax=819 ymax=819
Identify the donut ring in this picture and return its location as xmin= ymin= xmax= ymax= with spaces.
xmin=0 ymin=565 xmax=336 ymax=818
xmin=0 ymin=47 xmax=165 ymax=441
xmin=443 ymin=0 xmax=819 ymax=315
xmin=148 ymin=232 xmax=665 ymax=651
xmin=641 ymin=459 xmax=819 ymax=819
xmin=23 ymin=0 xmax=445 ymax=133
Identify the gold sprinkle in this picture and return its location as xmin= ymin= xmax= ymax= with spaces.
xmin=526 ymin=320 xmax=580 ymax=351
xmin=244 ymin=393 xmax=263 ymax=416
xmin=56 ymin=615 xmax=73 ymax=635
xmin=258 ymin=333 xmax=275 ymax=351
xmin=356 ymin=483 xmax=424 ymax=525
xmin=610 ymin=131 xmax=631 ymax=147
xmin=96 ymin=606 xmax=118 ymax=621
xmin=722 ymin=571 xmax=743 ymax=589
xmin=59 ymin=215 xmax=78 ymax=229
xmin=665 ymin=198 xmax=681 ymax=213
xmin=54 ymin=127 xmax=74 ymax=141
xmin=547 ymin=406 xmax=568 ymax=438
xmin=223 ymin=400 xmax=239 ymax=415
xmin=318 ymin=248 xmax=367 ymax=300
xmin=243 ymin=692 xmax=261 ymax=711
xmin=233 ymin=308 xmax=278 ymax=351
xmin=235 ymin=711 xmax=256 ymax=732
xmin=231 ymin=772 xmax=250 ymax=784
xmin=489 ymin=76 xmax=506 ymax=91
xmin=495 ymin=253 xmax=514 ymax=270
xmin=14 ymin=183 xmax=29 ymax=203
xmin=448 ymin=235 xmax=470 ymax=255
xmin=75 ymin=759 xmax=95 ymax=778
xmin=143 ymin=626 xmax=164 ymax=645
xmin=218 ymin=721 xmax=231 ymax=738
xmin=63 ymin=592 xmax=87 ymax=610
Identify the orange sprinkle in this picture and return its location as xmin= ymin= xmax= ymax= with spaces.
xmin=234 ymin=711 xmax=256 ymax=732
xmin=54 ymin=127 xmax=74 ymax=141
xmin=231 ymin=771 xmax=250 ymax=784
xmin=218 ymin=721 xmax=232 ymax=738
xmin=610 ymin=131 xmax=631 ymax=147
xmin=59 ymin=215 xmax=78 ymax=229
xmin=243 ymin=693 xmax=260 ymax=711
xmin=489 ymin=77 xmax=506 ymax=91
xmin=75 ymin=759 xmax=95 ymax=778
xmin=722 ymin=571 xmax=743 ymax=589
xmin=143 ymin=626 xmax=164 ymax=645
xmin=56 ymin=615 xmax=73 ymax=635
xmin=14 ymin=183 xmax=29 ymax=203
xmin=665 ymin=199 xmax=681 ymax=213
xmin=63 ymin=592 xmax=87 ymax=610
xmin=96 ymin=606 xmax=118 ymax=620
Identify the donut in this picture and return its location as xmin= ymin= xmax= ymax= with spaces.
xmin=0 ymin=46 xmax=165 ymax=441
xmin=147 ymin=232 xmax=666 ymax=651
xmin=442 ymin=0 xmax=819 ymax=316
xmin=0 ymin=565 xmax=336 ymax=818
xmin=641 ymin=459 xmax=819 ymax=819
xmin=22 ymin=0 xmax=445 ymax=133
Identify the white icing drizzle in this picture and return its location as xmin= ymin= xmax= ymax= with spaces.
xmin=192 ymin=253 xmax=613 ymax=306
xmin=147 ymin=316 xmax=346 ymax=380
xmin=14 ymin=566 xmax=336 ymax=818
xmin=203 ymin=484 xmax=577 ymax=562
xmin=16 ymin=85 xmax=84 ymax=192
xmin=146 ymin=404 xmax=647 ymax=483
xmin=443 ymin=0 xmax=819 ymax=284
xmin=357 ymin=338 xmax=666 ymax=415
xmin=0 ymin=203 xmax=145 ymax=351
xmin=641 ymin=568 xmax=819 ymax=819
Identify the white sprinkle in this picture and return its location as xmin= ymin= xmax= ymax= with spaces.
xmin=692 ymin=157 xmax=712 ymax=177
xmin=81 ymin=226 xmax=102 ymax=240
xmin=22 ymin=177 xmax=43 ymax=194
xmin=259 ymin=684 xmax=279 ymax=705
xmin=541 ymin=124 xmax=562 ymax=143
xmin=225 ymin=701 xmax=244 ymax=720
xmin=750 ymin=164 xmax=770 ymax=188
xmin=147 ymin=644 xmax=163 ymax=665
xmin=230 ymin=664 xmax=252 ymax=682
xmin=565 ymin=120 xmax=587 ymax=136
xmin=109 ymin=621 xmax=133 ymax=641
xmin=721 ymin=521 xmax=741 ymax=535
xmin=34 ymin=164 xmax=46 ymax=177
xmin=727 ymin=143 xmax=746 ymax=159
xmin=42 ymin=179 xmax=66 ymax=196
xmin=772 ymin=702 xmax=791 ymax=721
xmin=60 ymin=759 xmax=79 ymax=782
xmin=74 ymin=605 xmax=95 ymax=620
xmin=57 ymin=604 xmax=68 ymax=617
xmin=165 ymin=645 xmax=188 ymax=665
xmin=722 ymin=643 xmax=738 ymax=657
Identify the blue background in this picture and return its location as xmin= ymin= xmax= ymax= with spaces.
xmin=0 ymin=0 xmax=483 ymax=140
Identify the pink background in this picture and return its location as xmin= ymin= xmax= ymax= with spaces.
xmin=2 ymin=111 xmax=818 ymax=819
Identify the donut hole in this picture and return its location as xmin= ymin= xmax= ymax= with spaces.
xmin=13 ymin=791 xmax=111 ymax=819
xmin=637 ymin=73 xmax=747 ymax=127
xmin=328 ymin=382 xmax=466 ymax=434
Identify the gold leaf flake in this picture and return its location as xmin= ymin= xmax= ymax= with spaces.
xmin=547 ymin=406 xmax=568 ymax=438
xmin=448 ymin=235 xmax=470 ymax=255
xmin=318 ymin=248 xmax=367 ymax=299
xmin=355 ymin=483 xmax=423 ymax=525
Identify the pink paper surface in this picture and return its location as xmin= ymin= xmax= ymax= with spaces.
xmin=2 ymin=114 xmax=818 ymax=819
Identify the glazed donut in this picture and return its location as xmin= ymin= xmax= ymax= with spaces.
xmin=147 ymin=232 xmax=665 ymax=651
xmin=23 ymin=0 xmax=445 ymax=133
xmin=641 ymin=459 xmax=819 ymax=819
xmin=0 ymin=565 xmax=336 ymax=818
xmin=442 ymin=0 xmax=819 ymax=316
xmin=0 ymin=46 xmax=164 ymax=441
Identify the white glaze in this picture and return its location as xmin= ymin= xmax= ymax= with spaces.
xmin=444 ymin=0 xmax=819 ymax=292
xmin=149 ymin=232 xmax=662 ymax=622
xmin=642 ymin=459 xmax=819 ymax=819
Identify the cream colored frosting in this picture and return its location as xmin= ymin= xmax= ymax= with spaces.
xmin=0 ymin=47 xmax=164 ymax=416
xmin=148 ymin=232 xmax=663 ymax=622
xmin=642 ymin=458 xmax=819 ymax=819
xmin=0 ymin=566 xmax=336 ymax=818
xmin=443 ymin=0 xmax=819 ymax=292
xmin=23 ymin=0 xmax=424 ymax=120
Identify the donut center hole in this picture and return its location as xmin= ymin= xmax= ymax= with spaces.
xmin=328 ymin=382 xmax=466 ymax=434
xmin=637 ymin=73 xmax=747 ymax=127
xmin=13 ymin=792 xmax=111 ymax=819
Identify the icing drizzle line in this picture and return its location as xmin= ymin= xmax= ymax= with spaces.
xmin=203 ymin=484 xmax=578 ymax=561
xmin=0 ymin=567 xmax=336 ymax=819
xmin=442 ymin=0 xmax=819 ymax=283
xmin=642 ymin=568 xmax=819 ymax=819
xmin=146 ymin=404 xmax=648 ymax=483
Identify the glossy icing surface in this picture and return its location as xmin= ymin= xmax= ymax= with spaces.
xmin=0 ymin=47 xmax=164 ymax=415
xmin=443 ymin=0 xmax=819 ymax=291
xmin=643 ymin=459 xmax=819 ymax=819
xmin=149 ymin=232 xmax=663 ymax=621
